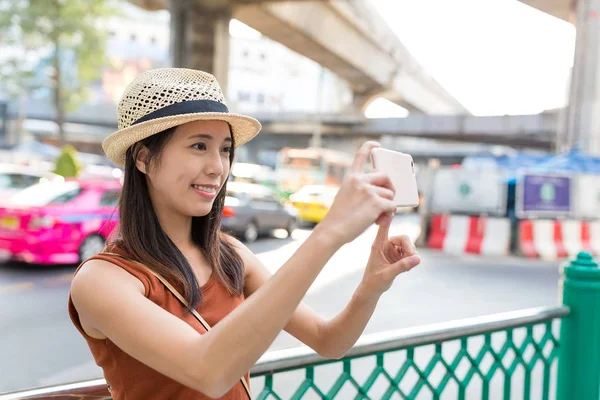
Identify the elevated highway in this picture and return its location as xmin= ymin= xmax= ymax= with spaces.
xmin=129 ymin=0 xmax=469 ymax=115
xmin=519 ymin=0 xmax=573 ymax=22
xmin=17 ymin=103 xmax=556 ymax=152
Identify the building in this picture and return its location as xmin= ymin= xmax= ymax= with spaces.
xmin=228 ymin=29 xmax=353 ymax=115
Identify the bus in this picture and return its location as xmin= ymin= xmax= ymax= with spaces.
xmin=275 ymin=147 xmax=354 ymax=199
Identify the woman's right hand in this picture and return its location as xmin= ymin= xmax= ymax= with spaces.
xmin=318 ymin=141 xmax=397 ymax=246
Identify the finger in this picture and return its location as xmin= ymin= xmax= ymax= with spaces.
xmin=363 ymin=172 xmax=395 ymax=193
xmin=374 ymin=211 xmax=393 ymax=244
xmin=371 ymin=185 xmax=395 ymax=202
xmin=376 ymin=198 xmax=398 ymax=217
xmin=389 ymin=235 xmax=417 ymax=256
xmin=350 ymin=141 xmax=380 ymax=173
xmin=372 ymin=185 xmax=395 ymax=226
xmin=384 ymin=255 xmax=421 ymax=280
xmin=375 ymin=212 xmax=391 ymax=226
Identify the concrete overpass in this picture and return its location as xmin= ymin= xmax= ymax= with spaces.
xmin=129 ymin=0 xmax=469 ymax=115
xmin=15 ymin=101 xmax=557 ymax=155
xmin=252 ymin=112 xmax=556 ymax=150
xmin=519 ymin=0 xmax=573 ymax=22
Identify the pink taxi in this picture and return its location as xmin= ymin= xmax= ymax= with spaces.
xmin=0 ymin=179 xmax=121 ymax=265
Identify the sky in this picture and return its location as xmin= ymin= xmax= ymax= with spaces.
xmin=368 ymin=0 xmax=576 ymax=116
xmin=230 ymin=0 xmax=576 ymax=118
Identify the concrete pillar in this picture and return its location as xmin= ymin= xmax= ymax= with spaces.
xmin=352 ymin=89 xmax=420 ymax=118
xmin=561 ymin=0 xmax=600 ymax=155
xmin=0 ymin=101 xmax=7 ymax=145
xmin=169 ymin=0 xmax=231 ymax=96
xmin=352 ymin=90 xmax=382 ymax=115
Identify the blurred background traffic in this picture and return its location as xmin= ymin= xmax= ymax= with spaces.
xmin=1 ymin=0 xmax=599 ymax=395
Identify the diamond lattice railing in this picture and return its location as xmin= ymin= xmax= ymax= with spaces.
xmin=251 ymin=320 xmax=561 ymax=400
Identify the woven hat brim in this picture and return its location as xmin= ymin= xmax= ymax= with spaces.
xmin=103 ymin=112 xmax=262 ymax=167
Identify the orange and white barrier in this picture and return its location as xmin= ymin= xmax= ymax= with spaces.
xmin=428 ymin=214 xmax=511 ymax=256
xmin=519 ymin=219 xmax=600 ymax=260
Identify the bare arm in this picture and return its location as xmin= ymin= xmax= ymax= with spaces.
xmin=240 ymin=237 xmax=381 ymax=360
xmin=241 ymin=214 xmax=421 ymax=361
xmin=316 ymin=286 xmax=380 ymax=358
xmin=72 ymin=225 xmax=339 ymax=397
xmin=319 ymin=221 xmax=421 ymax=358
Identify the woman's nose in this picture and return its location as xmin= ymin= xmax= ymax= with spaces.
xmin=204 ymin=150 xmax=225 ymax=176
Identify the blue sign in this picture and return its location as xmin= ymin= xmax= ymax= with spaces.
xmin=521 ymin=174 xmax=572 ymax=214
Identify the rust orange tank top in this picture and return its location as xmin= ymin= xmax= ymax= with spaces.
xmin=68 ymin=243 xmax=250 ymax=400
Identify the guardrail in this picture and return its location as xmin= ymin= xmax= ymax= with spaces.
xmin=1 ymin=251 xmax=599 ymax=399
xmin=252 ymin=306 xmax=568 ymax=399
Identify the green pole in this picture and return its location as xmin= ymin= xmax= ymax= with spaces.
xmin=556 ymin=252 xmax=600 ymax=399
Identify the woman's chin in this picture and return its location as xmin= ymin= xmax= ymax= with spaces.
xmin=188 ymin=207 xmax=213 ymax=218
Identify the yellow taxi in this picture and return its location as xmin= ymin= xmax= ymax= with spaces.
xmin=288 ymin=185 xmax=339 ymax=224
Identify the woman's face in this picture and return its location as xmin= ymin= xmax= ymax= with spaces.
xmin=140 ymin=119 xmax=233 ymax=218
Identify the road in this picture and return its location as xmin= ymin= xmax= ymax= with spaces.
xmin=0 ymin=214 xmax=562 ymax=396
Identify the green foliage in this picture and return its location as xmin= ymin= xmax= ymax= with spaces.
xmin=0 ymin=0 xmax=121 ymax=140
xmin=53 ymin=144 xmax=82 ymax=178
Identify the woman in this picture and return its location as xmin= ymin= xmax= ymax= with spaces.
xmin=68 ymin=68 xmax=421 ymax=399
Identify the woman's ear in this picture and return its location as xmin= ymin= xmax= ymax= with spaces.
xmin=135 ymin=146 xmax=150 ymax=174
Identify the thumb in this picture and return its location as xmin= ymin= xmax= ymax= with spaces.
xmin=385 ymin=255 xmax=421 ymax=279
xmin=374 ymin=212 xmax=393 ymax=246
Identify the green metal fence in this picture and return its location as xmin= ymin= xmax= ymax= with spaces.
xmin=250 ymin=307 xmax=566 ymax=400
xmin=3 ymin=251 xmax=600 ymax=400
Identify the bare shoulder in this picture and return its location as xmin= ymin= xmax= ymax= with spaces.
xmin=222 ymin=233 xmax=258 ymax=265
xmin=70 ymin=257 xmax=225 ymax=394
xmin=71 ymin=259 xmax=146 ymax=337
xmin=222 ymin=233 xmax=274 ymax=299
xmin=223 ymin=233 xmax=250 ymax=255
xmin=71 ymin=258 xmax=145 ymax=299
xmin=224 ymin=235 xmax=266 ymax=290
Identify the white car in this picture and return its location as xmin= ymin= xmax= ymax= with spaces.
xmin=0 ymin=164 xmax=63 ymax=204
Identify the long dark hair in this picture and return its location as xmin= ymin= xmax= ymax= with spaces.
xmin=114 ymin=126 xmax=245 ymax=312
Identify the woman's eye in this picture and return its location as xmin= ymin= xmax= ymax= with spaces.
xmin=222 ymin=146 xmax=232 ymax=154
xmin=192 ymin=143 xmax=206 ymax=151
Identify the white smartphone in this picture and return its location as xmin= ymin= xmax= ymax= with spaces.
xmin=370 ymin=147 xmax=420 ymax=208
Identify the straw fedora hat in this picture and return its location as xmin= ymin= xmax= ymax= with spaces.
xmin=102 ymin=68 xmax=262 ymax=166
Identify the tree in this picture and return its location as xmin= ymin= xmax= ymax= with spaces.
xmin=0 ymin=10 xmax=40 ymax=145
xmin=0 ymin=0 xmax=120 ymax=145
xmin=54 ymin=144 xmax=83 ymax=178
xmin=0 ymin=59 xmax=38 ymax=145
